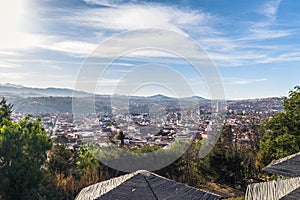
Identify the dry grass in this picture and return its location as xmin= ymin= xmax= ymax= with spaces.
xmin=199 ymin=182 xmax=245 ymax=199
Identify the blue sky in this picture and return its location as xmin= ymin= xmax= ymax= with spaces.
xmin=0 ymin=0 xmax=300 ymax=99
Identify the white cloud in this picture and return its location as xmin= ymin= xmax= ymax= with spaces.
xmin=84 ymin=29 xmax=217 ymax=62
xmin=0 ymin=72 xmax=23 ymax=80
xmin=97 ymin=78 xmax=123 ymax=86
xmin=82 ymin=0 xmax=127 ymax=7
xmin=0 ymin=0 xmax=47 ymax=50
xmin=246 ymin=27 xmax=293 ymax=40
xmin=41 ymin=3 xmax=288 ymax=66
xmin=40 ymin=40 xmax=97 ymax=57
xmin=262 ymin=0 xmax=282 ymax=20
xmin=224 ymin=78 xmax=268 ymax=85
xmin=208 ymin=51 xmax=268 ymax=67
xmin=49 ymin=65 xmax=64 ymax=70
xmin=259 ymin=52 xmax=300 ymax=63
xmin=69 ymin=4 xmax=210 ymax=34
xmin=0 ymin=32 xmax=45 ymax=50
xmin=0 ymin=50 xmax=20 ymax=56
xmin=241 ymin=0 xmax=291 ymax=42
xmin=0 ymin=61 xmax=21 ymax=69
xmin=0 ymin=0 xmax=24 ymax=44
xmin=38 ymin=28 xmax=207 ymax=59
xmin=1 ymin=0 xmax=297 ymax=71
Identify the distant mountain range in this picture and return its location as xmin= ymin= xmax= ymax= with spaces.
xmin=0 ymin=83 xmax=207 ymax=100
xmin=0 ymin=83 xmax=91 ymax=97
xmin=1 ymin=83 xmax=282 ymax=114
xmin=0 ymin=83 xmax=209 ymax=113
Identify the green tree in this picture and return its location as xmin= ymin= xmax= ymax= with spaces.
xmin=46 ymin=144 xmax=120 ymax=199
xmin=0 ymin=97 xmax=13 ymax=124
xmin=257 ymin=86 xmax=300 ymax=169
xmin=0 ymin=99 xmax=52 ymax=199
xmin=199 ymin=125 xmax=245 ymax=187
xmin=115 ymin=130 xmax=125 ymax=145
xmin=156 ymin=140 xmax=205 ymax=187
xmin=47 ymin=144 xmax=77 ymax=178
xmin=77 ymin=146 xmax=100 ymax=171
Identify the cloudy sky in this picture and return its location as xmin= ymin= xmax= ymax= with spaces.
xmin=1 ymin=0 xmax=300 ymax=99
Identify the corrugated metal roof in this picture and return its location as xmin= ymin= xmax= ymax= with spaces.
xmin=263 ymin=152 xmax=300 ymax=177
xmin=280 ymin=187 xmax=300 ymax=200
xmin=75 ymin=170 xmax=221 ymax=200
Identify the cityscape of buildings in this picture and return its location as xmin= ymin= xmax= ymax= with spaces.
xmin=10 ymin=97 xmax=283 ymax=151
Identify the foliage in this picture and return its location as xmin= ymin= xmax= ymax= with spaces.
xmin=0 ymin=98 xmax=13 ymax=125
xmin=47 ymin=144 xmax=78 ymax=178
xmin=45 ymin=145 xmax=122 ymax=199
xmin=131 ymin=144 xmax=161 ymax=153
xmin=199 ymin=125 xmax=245 ymax=187
xmin=0 ymin=99 xmax=52 ymax=200
xmin=115 ymin=130 xmax=125 ymax=145
xmin=156 ymin=140 xmax=205 ymax=186
xmin=257 ymin=86 xmax=300 ymax=168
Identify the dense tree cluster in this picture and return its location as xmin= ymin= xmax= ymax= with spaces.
xmin=0 ymin=98 xmax=52 ymax=199
xmin=257 ymin=86 xmax=300 ymax=169
xmin=0 ymin=98 xmax=122 ymax=199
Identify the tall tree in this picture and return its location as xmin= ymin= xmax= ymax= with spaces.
xmin=257 ymin=86 xmax=300 ymax=168
xmin=47 ymin=144 xmax=76 ymax=178
xmin=0 ymin=99 xmax=52 ymax=199
xmin=0 ymin=97 xmax=13 ymax=123
xmin=199 ymin=125 xmax=245 ymax=187
xmin=115 ymin=130 xmax=125 ymax=145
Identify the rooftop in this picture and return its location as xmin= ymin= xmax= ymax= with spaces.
xmin=263 ymin=152 xmax=300 ymax=177
xmin=75 ymin=170 xmax=221 ymax=200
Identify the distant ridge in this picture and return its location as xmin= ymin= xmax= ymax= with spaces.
xmin=0 ymin=83 xmax=24 ymax=88
xmin=147 ymin=94 xmax=173 ymax=100
xmin=0 ymin=83 xmax=283 ymax=114
xmin=0 ymin=84 xmax=208 ymax=100
xmin=0 ymin=84 xmax=91 ymax=97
